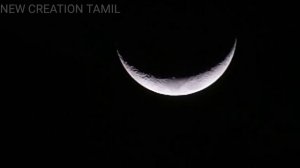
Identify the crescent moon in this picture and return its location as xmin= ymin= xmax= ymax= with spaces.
xmin=118 ymin=39 xmax=237 ymax=96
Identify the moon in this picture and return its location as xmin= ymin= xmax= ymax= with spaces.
xmin=118 ymin=39 xmax=237 ymax=96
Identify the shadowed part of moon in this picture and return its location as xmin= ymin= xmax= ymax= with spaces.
xmin=118 ymin=39 xmax=237 ymax=96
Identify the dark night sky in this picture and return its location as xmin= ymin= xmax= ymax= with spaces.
xmin=2 ymin=0 xmax=298 ymax=167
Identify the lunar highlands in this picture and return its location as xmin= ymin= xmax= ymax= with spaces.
xmin=118 ymin=39 xmax=237 ymax=96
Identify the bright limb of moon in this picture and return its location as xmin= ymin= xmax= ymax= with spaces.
xmin=118 ymin=39 xmax=237 ymax=96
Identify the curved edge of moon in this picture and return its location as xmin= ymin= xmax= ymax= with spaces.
xmin=118 ymin=39 xmax=237 ymax=96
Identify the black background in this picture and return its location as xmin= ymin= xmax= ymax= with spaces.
xmin=2 ymin=0 xmax=298 ymax=167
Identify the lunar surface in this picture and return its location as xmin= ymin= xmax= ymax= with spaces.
xmin=118 ymin=39 xmax=237 ymax=96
